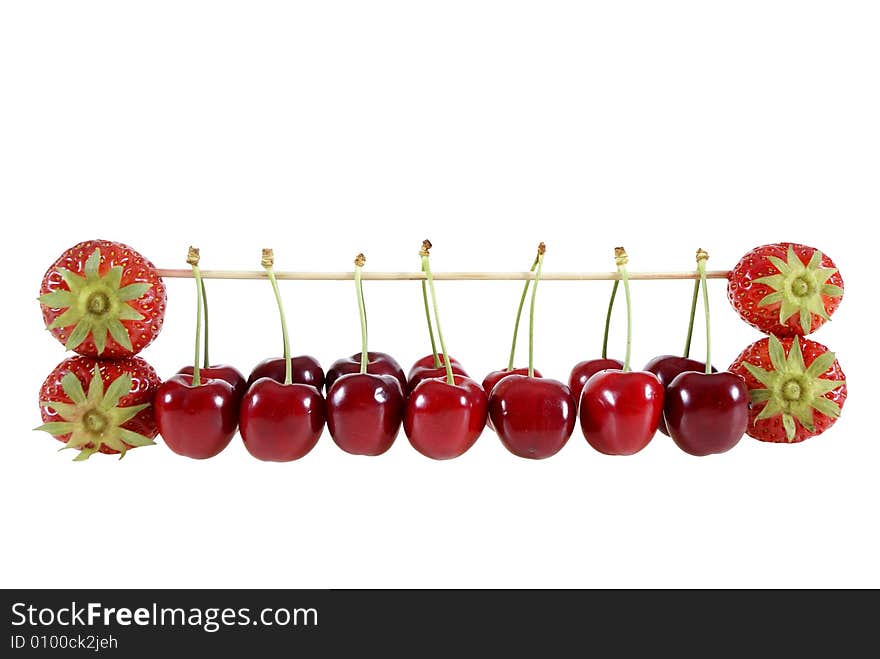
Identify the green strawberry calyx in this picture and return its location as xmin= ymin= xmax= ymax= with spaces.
xmin=34 ymin=367 xmax=155 ymax=461
xmin=755 ymin=245 xmax=843 ymax=333
xmin=38 ymin=248 xmax=151 ymax=354
xmin=743 ymin=335 xmax=845 ymax=442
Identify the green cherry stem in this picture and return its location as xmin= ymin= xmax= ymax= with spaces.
xmin=421 ymin=241 xmax=455 ymax=385
xmin=615 ymin=247 xmax=633 ymax=372
xmin=200 ymin=276 xmax=210 ymax=368
xmin=507 ymin=249 xmax=540 ymax=371
xmin=354 ymin=253 xmax=369 ymax=374
xmin=420 ymin=240 xmax=440 ymax=368
xmin=601 ymin=280 xmax=619 ymax=360
xmin=696 ymin=248 xmax=711 ymax=374
xmin=527 ymin=243 xmax=546 ymax=378
xmin=187 ymin=247 xmax=204 ymax=387
xmin=262 ymin=249 xmax=292 ymax=385
xmin=682 ymin=277 xmax=699 ymax=359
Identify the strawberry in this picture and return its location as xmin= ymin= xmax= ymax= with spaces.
xmin=35 ymin=355 xmax=162 ymax=460
xmin=728 ymin=335 xmax=846 ymax=443
xmin=727 ymin=242 xmax=843 ymax=336
xmin=39 ymin=240 xmax=167 ymax=358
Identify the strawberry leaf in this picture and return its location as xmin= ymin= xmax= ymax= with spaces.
xmin=811 ymin=397 xmax=842 ymax=419
xmin=101 ymin=373 xmax=133 ymax=412
xmin=805 ymin=351 xmax=837 ymax=378
xmin=60 ymin=371 xmax=87 ymax=404
xmin=768 ymin=335 xmax=787 ymax=372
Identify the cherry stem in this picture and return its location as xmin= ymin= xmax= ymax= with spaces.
xmin=262 ymin=249 xmax=292 ymax=385
xmin=601 ymin=280 xmax=619 ymax=360
xmin=354 ymin=254 xmax=368 ymax=374
xmin=187 ymin=247 xmax=203 ymax=387
xmin=527 ymin=244 xmax=546 ymax=378
xmin=507 ymin=252 xmax=540 ymax=371
xmin=682 ymin=277 xmax=699 ymax=359
xmin=614 ymin=248 xmax=633 ymax=372
xmin=421 ymin=272 xmax=440 ymax=368
xmin=697 ymin=249 xmax=711 ymax=374
xmin=421 ymin=252 xmax=455 ymax=385
xmin=200 ymin=277 xmax=210 ymax=368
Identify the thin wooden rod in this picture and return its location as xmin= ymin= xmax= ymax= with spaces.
xmin=156 ymin=269 xmax=731 ymax=281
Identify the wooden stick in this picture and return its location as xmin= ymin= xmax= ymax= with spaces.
xmin=156 ymin=269 xmax=731 ymax=281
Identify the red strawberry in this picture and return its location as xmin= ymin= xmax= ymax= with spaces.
xmin=39 ymin=240 xmax=167 ymax=358
xmin=729 ymin=336 xmax=846 ymax=443
xmin=36 ymin=355 xmax=162 ymax=460
xmin=727 ymin=242 xmax=843 ymax=336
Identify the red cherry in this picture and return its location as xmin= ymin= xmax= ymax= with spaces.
xmin=247 ymin=355 xmax=325 ymax=390
xmin=579 ymin=370 xmax=664 ymax=456
xmin=407 ymin=354 xmax=468 ymax=394
xmin=489 ymin=374 xmax=575 ymax=459
xmin=482 ymin=244 xmax=549 ymax=430
xmin=643 ymin=355 xmax=714 ymax=435
xmin=178 ymin=364 xmax=247 ymax=402
xmin=568 ymin=358 xmax=624 ymax=410
xmin=327 ymin=373 xmax=405 ymax=456
xmin=155 ymin=374 xmax=238 ymax=459
xmin=404 ymin=375 xmax=487 ymax=460
xmin=239 ymin=379 xmax=325 ymax=461
xmin=325 ymin=352 xmax=406 ymax=395
xmin=664 ymin=371 xmax=749 ymax=456
xmin=482 ymin=367 xmax=542 ymax=430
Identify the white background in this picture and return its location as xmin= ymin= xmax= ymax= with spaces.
xmin=1 ymin=1 xmax=877 ymax=588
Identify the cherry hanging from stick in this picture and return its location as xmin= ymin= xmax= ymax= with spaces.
xmin=239 ymin=249 xmax=325 ymax=462
xmin=644 ymin=253 xmax=716 ymax=436
xmin=489 ymin=243 xmax=576 ymax=459
xmin=155 ymin=247 xmax=238 ymax=459
xmin=579 ymin=247 xmax=664 ymax=456
xmin=404 ymin=240 xmax=487 ymax=460
xmin=664 ymin=249 xmax=749 ymax=456
xmin=326 ymin=254 xmax=406 ymax=456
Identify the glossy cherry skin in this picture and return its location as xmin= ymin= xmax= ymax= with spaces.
xmin=489 ymin=375 xmax=576 ymax=459
xmin=569 ymin=359 xmax=624 ymax=411
xmin=239 ymin=378 xmax=325 ymax=462
xmin=155 ymin=374 xmax=238 ymax=459
xmin=325 ymin=352 xmax=406 ymax=395
xmin=664 ymin=371 xmax=749 ymax=456
xmin=247 ymin=355 xmax=324 ymax=391
xmin=579 ymin=370 xmax=664 ymax=456
xmin=407 ymin=354 xmax=468 ymax=395
xmin=178 ymin=364 xmax=247 ymax=403
xmin=404 ymin=375 xmax=487 ymax=460
xmin=326 ymin=373 xmax=405 ymax=456
xmin=643 ymin=355 xmax=714 ymax=436
xmin=481 ymin=367 xmax=543 ymax=430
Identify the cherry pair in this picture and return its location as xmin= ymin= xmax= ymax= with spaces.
xmin=572 ymin=248 xmax=747 ymax=457
xmin=156 ymin=248 xmax=325 ymax=461
xmin=480 ymin=246 xmax=661 ymax=460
